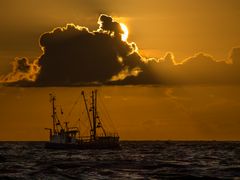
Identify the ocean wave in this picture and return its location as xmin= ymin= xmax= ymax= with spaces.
xmin=0 ymin=141 xmax=239 ymax=179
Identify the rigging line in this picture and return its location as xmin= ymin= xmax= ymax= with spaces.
xmin=68 ymin=96 xmax=80 ymax=117
xmin=80 ymin=112 xmax=91 ymax=136
xmin=71 ymin=100 xmax=83 ymax=128
xmin=67 ymin=94 xmax=81 ymax=117
xmin=73 ymin=109 xmax=86 ymax=130
xmin=78 ymin=108 xmax=89 ymax=130
xmin=55 ymin=114 xmax=63 ymax=130
xmin=99 ymin=93 xmax=117 ymax=132
xmin=81 ymin=91 xmax=93 ymax=129
xmin=95 ymin=111 xmax=107 ymax=136
xmin=96 ymin=94 xmax=109 ymax=130
xmin=98 ymin=103 xmax=111 ymax=131
xmin=98 ymin=95 xmax=114 ymax=131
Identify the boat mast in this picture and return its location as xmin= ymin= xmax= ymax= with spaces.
xmin=94 ymin=90 xmax=107 ymax=136
xmin=81 ymin=91 xmax=93 ymax=139
xmin=94 ymin=90 xmax=98 ymax=138
xmin=92 ymin=90 xmax=97 ymax=140
xmin=49 ymin=93 xmax=56 ymax=134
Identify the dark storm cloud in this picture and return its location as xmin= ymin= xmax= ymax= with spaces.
xmin=35 ymin=14 xmax=143 ymax=86
xmin=1 ymin=14 xmax=240 ymax=86
xmin=117 ymin=48 xmax=240 ymax=85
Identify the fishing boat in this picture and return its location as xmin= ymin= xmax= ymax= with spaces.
xmin=45 ymin=90 xmax=120 ymax=149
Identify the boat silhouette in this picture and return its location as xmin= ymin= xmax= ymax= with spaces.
xmin=45 ymin=90 xmax=120 ymax=149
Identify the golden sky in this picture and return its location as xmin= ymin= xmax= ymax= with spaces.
xmin=0 ymin=0 xmax=240 ymax=140
xmin=0 ymin=0 xmax=240 ymax=70
xmin=1 ymin=86 xmax=240 ymax=141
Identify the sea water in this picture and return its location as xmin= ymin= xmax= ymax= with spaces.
xmin=0 ymin=141 xmax=240 ymax=179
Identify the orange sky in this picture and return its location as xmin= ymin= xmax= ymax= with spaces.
xmin=0 ymin=0 xmax=240 ymax=140
xmin=0 ymin=0 xmax=240 ymax=72
xmin=0 ymin=86 xmax=240 ymax=141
